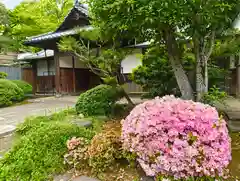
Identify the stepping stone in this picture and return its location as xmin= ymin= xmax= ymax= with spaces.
xmin=72 ymin=176 xmax=100 ymax=181
xmin=53 ymin=173 xmax=72 ymax=181
xmin=0 ymin=125 xmax=16 ymax=137
xmin=71 ymin=119 xmax=92 ymax=128
xmin=94 ymin=116 xmax=109 ymax=121
xmin=140 ymin=176 xmax=154 ymax=181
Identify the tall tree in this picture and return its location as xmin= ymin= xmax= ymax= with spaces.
xmin=8 ymin=0 xmax=73 ymax=52
xmin=89 ymin=0 xmax=239 ymax=100
xmin=0 ymin=2 xmax=12 ymax=52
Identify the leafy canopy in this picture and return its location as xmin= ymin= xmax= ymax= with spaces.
xmin=89 ymin=0 xmax=238 ymax=41
xmin=8 ymin=0 xmax=73 ymax=52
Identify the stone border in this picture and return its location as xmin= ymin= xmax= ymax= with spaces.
xmin=0 ymin=125 xmax=16 ymax=137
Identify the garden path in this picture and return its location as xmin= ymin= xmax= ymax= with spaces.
xmin=0 ymin=96 xmax=78 ymax=136
xmin=214 ymin=97 xmax=240 ymax=131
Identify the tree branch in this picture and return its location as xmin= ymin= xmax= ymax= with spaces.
xmin=205 ymin=30 xmax=215 ymax=61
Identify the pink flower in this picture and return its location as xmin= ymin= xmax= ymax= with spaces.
xmin=121 ymin=95 xmax=231 ymax=179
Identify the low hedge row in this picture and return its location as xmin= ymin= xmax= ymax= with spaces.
xmin=0 ymin=76 xmax=32 ymax=107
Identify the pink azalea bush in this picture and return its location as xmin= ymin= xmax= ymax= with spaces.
xmin=121 ymin=95 xmax=231 ymax=179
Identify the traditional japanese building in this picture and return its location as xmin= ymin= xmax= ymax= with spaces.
xmin=18 ymin=1 xmax=146 ymax=95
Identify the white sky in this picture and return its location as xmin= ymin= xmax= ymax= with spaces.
xmin=0 ymin=0 xmax=22 ymax=9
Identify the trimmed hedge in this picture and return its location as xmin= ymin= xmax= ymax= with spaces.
xmin=12 ymin=80 xmax=33 ymax=95
xmin=0 ymin=79 xmax=24 ymax=107
xmin=76 ymin=84 xmax=124 ymax=116
xmin=0 ymin=72 xmax=7 ymax=79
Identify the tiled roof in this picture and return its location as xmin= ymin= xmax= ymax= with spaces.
xmin=75 ymin=3 xmax=88 ymax=16
xmin=17 ymin=50 xmax=54 ymax=60
xmin=24 ymin=3 xmax=90 ymax=45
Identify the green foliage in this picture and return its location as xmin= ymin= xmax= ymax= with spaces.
xmin=208 ymin=64 xmax=230 ymax=89
xmin=11 ymin=80 xmax=33 ymax=95
xmin=0 ymin=2 xmax=8 ymax=26
xmin=89 ymin=0 xmax=238 ymax=41
xmin=132 ymin=46 xmax=179 ymax=98
xmin=16 ymin=108 xmax=76 ymax=136
xmin=8 ymin=0 xmax=73 ymax=52
xmin=202 ymin=86 xmax=227 ymax=106
xmin=75 ymin=84 xmax=124 ymax=116
xmin=132 ymin=46 xmax=229 ymax=98
xmin=0 ymin=71 xmax=7 ymax=79
xmin=111 ymin=103 xmax=133 ymax=118
xmin=0 ymin=114 xmax=95 ymax=181
xmin=89 ymin=0 xmax=238 ymax=99
xmin=0 ymin=79 xmax=24 ymax=107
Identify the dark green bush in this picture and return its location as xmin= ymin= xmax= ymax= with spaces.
xmin=131 ymin=47 xmax=180 ymax=98
xmin=0 ymin=121 xmax=95 ymax=181
xmin=0 ymin=72 xmax=7 ymax=79
xmin=75 ymin=84 xmax=124 ymax=116
xmin=0 ymin=79 xmax=24 ymax=107
xmin=12 ymin=80 xmax=33 ymax=95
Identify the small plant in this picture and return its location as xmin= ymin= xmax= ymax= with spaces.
xmin=87 ymin=127 xmax=123 ymax=173
xmin=202 ymin=86 xmax=227 ymax=106
xmin=64 ymin=137 xmax=90 ymax=170
xmin=64 ymin=122 xmax=123 ymax=174
xmin=75 ymin=84 xmax=124 ymax=116
xmin=12 ymin=80 xmax=33 ymax=95
xmin=0 ymin=79 xmax=24 ymax=107
xmin=0 ymin=72 xmax=7 ymax=79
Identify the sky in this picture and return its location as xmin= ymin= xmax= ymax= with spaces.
xmin=1 ymin=0 xmax=22 ymax=9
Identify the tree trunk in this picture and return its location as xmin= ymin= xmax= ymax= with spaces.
xmin=204 ymin=58 xmax=208 ymax=93
xmin=194 ymin=37 xmax=206 ymax=101
xmin=123 ymin=89 xmax=135 ymax=106
xmin=196 ymin=59 xmax=205 ymax=101
xmin=163 ymin=29 xmax=194 ymax=100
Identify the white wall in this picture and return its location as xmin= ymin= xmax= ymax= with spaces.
xmin=121 ymin=49 xmax=142 ymax=74
xmin=59 ymin=55 xmax=87 ymax=68
xmin=59 ymin=56 xmax=73 ymax=68
xmin=234 ymin=16 xmax=240 ymax=29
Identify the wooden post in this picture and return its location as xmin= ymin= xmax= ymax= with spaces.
xmin=237 ymin=55 xmax=240 ymax=97
xmin=54 ymin=50 xmax=61 ymax=93
xmin=72 ymin=56 xmax=76 ymax=93
xmin=32 ymin=61 xmax=37 ymax=94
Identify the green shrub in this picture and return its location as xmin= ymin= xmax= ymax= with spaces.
xmin=0 ymin=79 xmax=24 ymax=107
xmin=202 ymin=86 xmax=227 ymax=106
xmin=87 ymin=126 xmax=122 ymax=173
xmin=11 ymin=80 xmax=33 ymax=95
xmin=75 ymin=84 xmax=124 ymax=116
xmin=0 ymin=72 xmax=7 ymax=79
xmin=0 ymin=121 xmax=95 ymax=181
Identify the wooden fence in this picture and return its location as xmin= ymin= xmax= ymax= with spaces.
xmin=0 ymin=66 xmax=22 ymax=80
